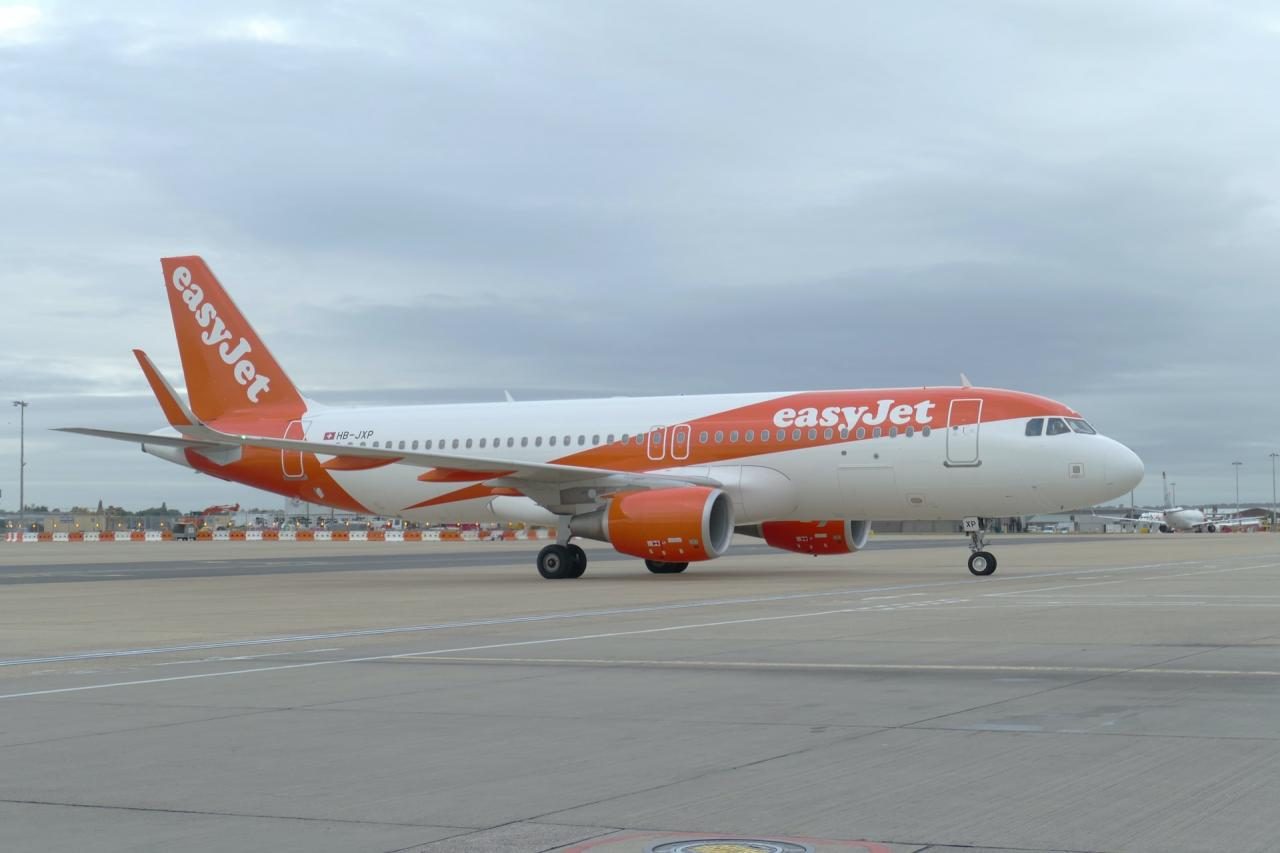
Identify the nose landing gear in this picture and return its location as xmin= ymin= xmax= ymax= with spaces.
xmin=963 ymin=516 xmax=997 ymax=576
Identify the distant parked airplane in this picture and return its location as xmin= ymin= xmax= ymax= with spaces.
xmin=1095 ymin=507 xmax=1262 ymax=533
xmin=61 ymin=257 xmax=1144 ymax=579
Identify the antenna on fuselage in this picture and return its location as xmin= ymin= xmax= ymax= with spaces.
xmin=959 ymin=373 xmax=972 ymax=388
xmin=503 ymin=390 xmax=515 ymax=402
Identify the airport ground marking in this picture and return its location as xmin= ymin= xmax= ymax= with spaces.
xmin=0 ymin=556 xmax=1227 ymax=669
xmin=5 ymin=572 xmax=1280 ymax=703
xmin=407 ymin=656 xmax=1280 ymax=677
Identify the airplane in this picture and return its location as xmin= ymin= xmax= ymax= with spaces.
xmin=60 ymin=256 xmax=1145 ymax=579
xmin=1095 ymin=507 xmax=1262 ymax=533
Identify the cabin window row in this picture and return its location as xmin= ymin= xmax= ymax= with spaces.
xmin=334 ymin=425 xmax=933 ymax=451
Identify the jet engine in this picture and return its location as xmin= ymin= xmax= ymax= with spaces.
xmin=737 ymin=519 xmax=871 ymax=555
xmin=569 ymin=486 xmax=734 ymax=562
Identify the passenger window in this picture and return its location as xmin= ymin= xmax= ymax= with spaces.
xmin=635 ymin=434 xmax=644 ymax=446
xmin=607 ymin=434 xmax=615 ymax=444
xmin=465 ymin=438 xmax=473 ymax=449
xmin=479 ymin=438 xmax=486 ymax=448
xmin=621 ymin=433 xmax=629 ymax=444
xmin=535 ymin=437 xmax=542 ymax=447
xmin=823 ymin=428 xmax=833 ymax=440
xmin=521 ymin=437 xmax=528 ymax=447
xmin=807 ymin=428 xmax=817 ymax=440
xmin=1046 ymin=417 xmax=1070 ymax=436
xmin=652 ymin=432 xmax=663 ymax=445
xmin=745 ymin=430 xmax=754 ymax=442
xmin=839 ymin=427 xmax=849 ymax=439
xmin=906 ymin=426 xmax=915 ymax=438
xmin=760 ymin=430 xmax=770 ymax=443
xmin=730 ymin=430 xmax=739 ymax=443
xmin=714 ymin=431 xmax=724 ymax=444
xmin=411 ymin=440 xmax=419 ymax=450
xmin=856 ymin=427 xmax=866 ymax=440
xmin=592 ymin=434 xmax=600 ymax=445
xmin=578 ymin=435 xmax=586 ymax=446
xmin=889 ymin=427 xmax=898 ymax=438
xmin=699 ymin=431 xmax=709 ymax=444
xmin=792 ymin=429 xmax=802 ymax=441
xmin=922 ymin=426 xmax=931 ymax=437
xmin=873 ymin=427 xmax=882 ymax=439
xmin=675 ymin=431 xmax=686 ymax=444
xmin=1066 ymin=418 xmax=1097 ymax=435
xmin=549 ymin=436 xmax=557 ymax=446
xmin=564 ymin=435 xmax=571 ymax=446
xmin=1025 ymin=418 xmax=1044 ymax=437
xmin=371 ymin=441 xmax=379 ymax=448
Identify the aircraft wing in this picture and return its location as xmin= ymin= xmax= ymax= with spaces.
xmin=56 ymin=425 xmax=721 ymax=489
xmin=61 ymin=350 xmax=722 ymax=493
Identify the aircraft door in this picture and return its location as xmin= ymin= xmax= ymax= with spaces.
xmin=646 ymin=426 xmax=667 ymax=462
xmin=670 ymin=424 xmax=691 ymax=461
xmin=282 ymin=419 xmax=307 ymax=479
xmin=945 ymin=399 xmax=982 ymax=467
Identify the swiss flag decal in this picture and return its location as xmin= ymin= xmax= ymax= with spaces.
xmin=323 ymin=431 xmax=335 ymax=440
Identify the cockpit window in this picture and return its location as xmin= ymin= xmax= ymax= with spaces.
xmin=1066 ymin=418 xmax=1097 ymax=435
xmin=1046 ymin=417 xmax=1070 ymax=436
xmin=1025 ymin=418 xmax=1044 ymax=437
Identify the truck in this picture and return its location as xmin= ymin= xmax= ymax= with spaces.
xmin=171 ymin=520 xmax=198 ymax=541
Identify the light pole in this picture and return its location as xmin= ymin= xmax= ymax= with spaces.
xmin=12 ymin=401 xmax=27 ymax=531
xmin=1270 ymin=453 xmax=1278 ymax=533
xmin=1232 ymin=461 xmax=1243 ymax=513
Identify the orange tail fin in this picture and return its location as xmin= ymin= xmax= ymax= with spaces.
xmin=160 ymin=256 xmax=305 ymax=422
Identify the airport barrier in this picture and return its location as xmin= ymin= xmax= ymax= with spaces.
xmin=2 ymin=527 xmax=554 ymax=544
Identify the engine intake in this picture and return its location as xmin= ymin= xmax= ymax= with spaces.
xmin=570 ymin=486 xmax=734 ymax=562
xmin=738 ymin=519 xmax=871 ymax=555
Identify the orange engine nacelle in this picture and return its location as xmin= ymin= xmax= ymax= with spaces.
xmin=743 ymin=519 xmax=871 ymax=555
xmin=569 ymin=486 xmax=734 ymax=562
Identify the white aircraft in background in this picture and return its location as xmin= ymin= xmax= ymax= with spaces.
xmin=61 ymin=256 xmax=1144 ymax=579
xmin=1096 ymin=507 xmax=1263 ymax=533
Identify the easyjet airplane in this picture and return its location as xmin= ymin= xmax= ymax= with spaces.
xmin=63 ymin=257 xmax=1145 ymax=579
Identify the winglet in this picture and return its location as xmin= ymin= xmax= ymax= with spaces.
xmin=134 ymin=349 xmax=196 ymax=428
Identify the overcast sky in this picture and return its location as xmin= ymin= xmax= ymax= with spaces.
xmin=3 ymin=1 xmax=1279 ymax=512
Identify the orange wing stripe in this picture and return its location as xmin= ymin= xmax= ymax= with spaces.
xmin=417 ymin=468 xmax=515 ymax=483
xmin=321 ymin=456 xmax=403 ymax=471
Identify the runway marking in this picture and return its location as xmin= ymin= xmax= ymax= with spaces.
xmin=0 ymin=599 xmax=1052 ymax=701
xmin=409 ymin=656 xmax=1280 ymax=677
xmin=3 ymin=571 xmax=1278 ymax=703
xmin=0 ymin=557 xmax=1231 ymax=669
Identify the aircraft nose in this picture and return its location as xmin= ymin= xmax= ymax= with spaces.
xmin=1105 ymin=440 xmax=1145 ymax=494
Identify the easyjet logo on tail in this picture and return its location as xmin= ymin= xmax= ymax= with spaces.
xmin=170 ymin=266 xmax=271 ymax=404
xmin=773 ymin=400 xmax=936 ymax=430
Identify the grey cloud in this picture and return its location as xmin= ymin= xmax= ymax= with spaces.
xmin=4 ymin=1 xmax=1280 ymax=509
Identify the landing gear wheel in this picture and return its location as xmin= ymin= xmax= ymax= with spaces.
xmin=645 ymin=559 xmax=689 ymax=574
xmin=1206 ymin=524 xmax=1217 ymax=533
xmin=968 ymin=551 xmax=997 ymax=576
xmin=565 ymin=543 xmax=588 ymax=578
xmin=537 ymin=544 xmax=580 ymax=579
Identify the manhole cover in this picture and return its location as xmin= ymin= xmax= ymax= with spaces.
xmin=647 ymin=841 xmax=813 ymax=853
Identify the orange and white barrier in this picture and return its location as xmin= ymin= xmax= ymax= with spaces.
xmin=3 ymin=528 xmax=551 ymax=544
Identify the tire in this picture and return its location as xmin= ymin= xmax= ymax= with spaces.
xmin=645 ymin=559 xmax=689 ymax=574
xmin=565 ymin=543 xmax=588 ymax=578
xmin=967 ymin=551 xmax=997 ymax=576
xmin=537 ymin=544 xmax=579 ymax=579
xmin=1206 ymin=524 xmax=1216 ymax=533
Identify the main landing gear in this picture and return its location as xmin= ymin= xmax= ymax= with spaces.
xmin=963 ymin=516 xmax=997 ymax=576
xmin=536 ymin=543 xmax=588 ymax=579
